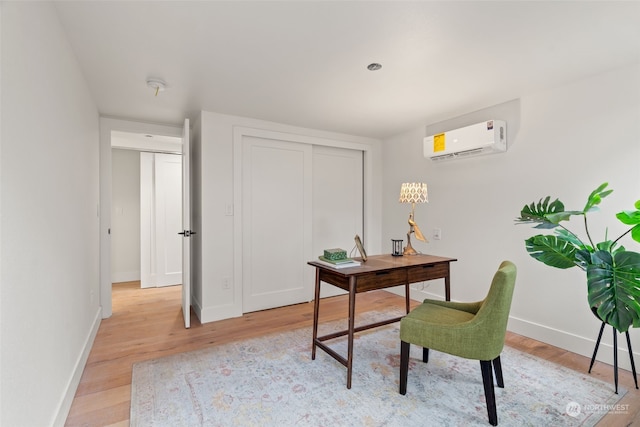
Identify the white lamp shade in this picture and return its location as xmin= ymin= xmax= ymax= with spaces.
xmin=399 ymin=183 xmax=428 ymax=204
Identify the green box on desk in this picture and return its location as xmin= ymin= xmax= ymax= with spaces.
xmin=324 ymin=248 xmax=347 ymax=260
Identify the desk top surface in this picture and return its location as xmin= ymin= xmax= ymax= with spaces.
xmin=308 ymin=253 xmax=457 ymax=276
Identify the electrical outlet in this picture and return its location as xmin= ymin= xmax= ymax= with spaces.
xmin=433 ymin=228 xmax=442 ymax=240
xmin=222 ymin=277 xmax=231 ymax=289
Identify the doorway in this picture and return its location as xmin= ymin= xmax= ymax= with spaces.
xmin=111 ymin=133 xmax=183 ymax=288
xmin=111 ymin=147 xmax=184 ymax=291
xmin=99 ymin=118 xmax=185 ymax=318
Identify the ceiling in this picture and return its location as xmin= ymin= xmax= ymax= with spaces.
xmin=53 ymin=1 xmax=640 ymax=139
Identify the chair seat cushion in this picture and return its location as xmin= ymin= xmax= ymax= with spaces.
xmin=405 ymin=302 xmax=475 ymax=325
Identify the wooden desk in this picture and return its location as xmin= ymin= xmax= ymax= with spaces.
xmin=308 ymin=254 xmax=457 ymax=388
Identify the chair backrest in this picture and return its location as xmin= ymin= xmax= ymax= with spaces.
xmin=472 ymin=260 xmax=517 ymax=359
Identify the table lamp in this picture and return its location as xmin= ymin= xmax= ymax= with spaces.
xmin=399 ymin=182 xmax=428 ymax=255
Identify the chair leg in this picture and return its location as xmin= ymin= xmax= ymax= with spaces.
xmin=480 ymin=360 xmax=498 ymax=426
xmin=423 ymin=347 xmax=429 ymax=363
xmin=493 ymin=356 xmax=504 ymax=388
xmin=400 ymin=341 xmax=410 ymax=395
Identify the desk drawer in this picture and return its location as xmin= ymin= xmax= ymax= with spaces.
xmin=407 ymin=263 xmax=449 ymax=282
xmin=356 ymin=269 xmax=407 ymax=292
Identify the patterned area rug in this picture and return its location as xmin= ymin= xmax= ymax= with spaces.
xmin=131 ymin=310 xmax=626 ymax=426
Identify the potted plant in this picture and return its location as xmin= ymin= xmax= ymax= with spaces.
xmin=515 ymin=182 xmax=640 ymax=333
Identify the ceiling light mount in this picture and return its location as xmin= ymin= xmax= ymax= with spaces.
xmin=367 ymin=63 xmax=382 ymax=71
xmin=146 ymin=78 xmax=167 ymax=96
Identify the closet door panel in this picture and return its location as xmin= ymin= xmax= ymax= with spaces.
xmin=312 ymin=146 xmax=363 ymax=298
xmin=242 ymin=137 xmax=312 ymax=312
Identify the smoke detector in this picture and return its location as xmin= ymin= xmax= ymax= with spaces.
xmin=146 ymin=78 xmax=167 ymax=96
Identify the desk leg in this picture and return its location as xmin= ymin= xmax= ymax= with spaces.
xmin=346 ymin=276 xmax=356 ymax=389
xmin=312 ymin=268 xmax=321 ymax=360
xmin=404 ymin=282 xmax=410 ymax=314
xmin=445 ymin=269 xmax=451 ymax=301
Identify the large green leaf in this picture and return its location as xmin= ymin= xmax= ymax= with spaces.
xmin=575 ymin=249 xmax=593 ymax=270
xmin=583 ymin=182 xmax=613 ymax=213
xmin=525 ymin=235 xmax=579 ymax=269
xmin=545 ymin=210 xmax=583 ymax=224
xmin=554 ymin=228 xmax=589 ymax=250
xmin=633 ymin=225 xmax=640 ymax=244
xmin=587 ymin=250 xmax=640 ymax=332
xmin=516 ymin=197 xmax=565 ymax=229
xmin=616 ymin=200 xmax=640 ymax=244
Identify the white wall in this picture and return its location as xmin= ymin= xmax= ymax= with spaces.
xmin=192 ymin=112 xmax=382 ymax=323
xmin=0 ymin=2 xmax=101 ymax=426
xmin=111 ymin=149 xmax=141 ymax=283
xmin=382 ymin=63 xmax=640 ymax=369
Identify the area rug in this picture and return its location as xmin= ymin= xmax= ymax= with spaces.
xmin=131 ymin=310 xmax=626 ymax=426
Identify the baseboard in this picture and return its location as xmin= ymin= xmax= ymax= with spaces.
xmin=508 ymin=316 xmax=638 ymax=372
xmin=111 ymin=270 xmax=140 ymax=283
xmin=52 ymin=306 xmax=102 ymax=427
xmin=192 ymin=296 xmax=204 ymax=323
xmin=390 ymin=287 xmax=639 ymax=372
xmin=197 ymin=300 xmax=243 ymax=324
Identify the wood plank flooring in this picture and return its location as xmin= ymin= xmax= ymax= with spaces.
xmin=65 ymin=282 xmax=639 ymax=426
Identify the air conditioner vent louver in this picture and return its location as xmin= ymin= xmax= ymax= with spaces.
xmin=424 ymin=120 xmax=507 ymax=161
xmin=456 ymin=148 xmax=484 ymax=157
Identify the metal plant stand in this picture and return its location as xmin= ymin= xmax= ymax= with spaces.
xmin=588 ymin=313 xmax=639 ymax=394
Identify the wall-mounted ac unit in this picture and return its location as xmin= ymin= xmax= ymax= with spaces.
xmin=424 ymin=120 xmax=507 ymax=161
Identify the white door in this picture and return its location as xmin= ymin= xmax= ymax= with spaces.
xmin=140 ymin=152 xmax=183 ymax=288
xmin=312 ymin=146 xmax=363 ymax=298
xmin=242 ymin=136 xmax=312 ymax=312
xmin=140 ymin=152 xmax=153 ymax=288
xmin=155 ymin=153 xmax=183 ymax=286
xmin=181 ymin=118 xmax=191 ymax=328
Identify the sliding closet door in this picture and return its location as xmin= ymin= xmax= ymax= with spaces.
xmin=241 ymin=137 xmax=313 ymax=312
xmin=312 ymin=146 xmax=363 ymax=298
xmin=241 ymin=136 xmax=364 ymax=312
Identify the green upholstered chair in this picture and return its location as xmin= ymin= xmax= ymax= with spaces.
xmin=399 ymin=261 xmax=517 ymax=426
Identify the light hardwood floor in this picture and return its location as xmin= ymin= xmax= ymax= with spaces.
xmin=65 ymin=282 xmax=639 ymax=426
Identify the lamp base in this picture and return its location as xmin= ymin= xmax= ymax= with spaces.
xmin=404 ymin=231 xmax=419 ymax=255
xmin=403 ymin=245 xmax=418 ymax=256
